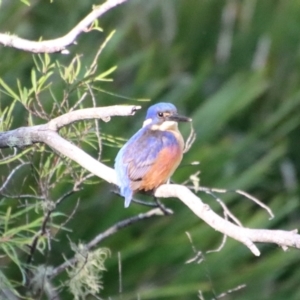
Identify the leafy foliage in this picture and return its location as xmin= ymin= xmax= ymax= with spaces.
xmin=0 ymin=21 xmax=120 ymax=299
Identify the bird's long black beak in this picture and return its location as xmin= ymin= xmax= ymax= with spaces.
xmin=168 ymin=113 xmax=192 ymax=122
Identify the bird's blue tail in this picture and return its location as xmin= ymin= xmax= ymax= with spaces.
xmin=122 ymin=186 xmax=133 ymax=208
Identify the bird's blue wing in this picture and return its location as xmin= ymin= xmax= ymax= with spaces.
xmin=115 ymin=128 xmax=165 ymax=207
xmin=125 ymin=131 xmax=165 ymax=181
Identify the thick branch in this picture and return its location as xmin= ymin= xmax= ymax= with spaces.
xmin=0 ymin=105 xmax=139 ymax=183
xmin=48 ymin=106 xmax=139 ymax=130
xmin=0 ymin=105 xmax=140 ymax=149
xmin=40 ymin=131 xmax=116 ymax=184
xmin=0 ymin=0 xmax=129 ymax=53
xmin=2 ymin=105 xmax=300 ymax=256
xmin=155 ymin=185 xmax=300 ymax=256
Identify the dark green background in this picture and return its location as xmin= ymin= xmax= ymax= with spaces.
xmin=1 ymin=0 xmax=300 ymax=299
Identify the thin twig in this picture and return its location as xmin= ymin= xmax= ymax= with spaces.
xmin=206 ymin=232 xmax=228 ymax=254
xmin=236 ymin=189 xmax=274 ymax=219
xmin=0 ymin=162 xmax=30 ymax=192
xmin=184 ymin=122 xmax=196 ymax=153
xmin=214 ymin=284 xmax=246 ymax=299
xmin=50 ymin=208 xmax=166 ymax=278
xmin=185 ymin=232 xmax=204 ymax=264
xmin=186 ymin=184 xmax=274 ymax=220
xmin=86 ymin=83 xmax=102 ymax=160
xmin=60 ymin=198 xmax=80 ymax=229
xmin=207 ymin=186 xmax=273 ymax=219
xmin=204 ymin=190 xmax=243 ymax=227
xmin=0 ymin=148 xmax=17 ymax=163
xmin=26 ymin=208 xmax=52 ymax=265
xmin=118 ymin=252 xmax=123 ymax=296
xmin=70 ymin=92 xmax=88 ymax=112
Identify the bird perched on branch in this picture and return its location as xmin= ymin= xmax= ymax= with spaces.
xmin=115 ymin=102 xmax=191 ymax=207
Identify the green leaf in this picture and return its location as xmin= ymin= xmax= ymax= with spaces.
xmin=20 ymin=0 xmax=30 ymax=5
xmin=31 ymin=69 xmax=37 ymax=93
xmin=0 ymin=148 xmax=32 ymax=165
xmin=4 ymin=207 xmax=11 ymax=233
xmin=1 ymin=243 xmax=27 ymax=284
xmin=94 ymin=66 xmax=117 ymax=81
xmin=0 ymin=79 xmax=20 ymax=101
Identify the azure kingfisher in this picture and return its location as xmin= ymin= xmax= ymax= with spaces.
xmin=115 ymin=102 xmax=191 ymax=208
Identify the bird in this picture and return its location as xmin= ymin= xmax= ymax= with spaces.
xmin=115 ymin=102 xmax=191 ymax=208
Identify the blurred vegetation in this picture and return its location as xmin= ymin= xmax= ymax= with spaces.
xmin=1 ymin=0 xmax=300 ymax=299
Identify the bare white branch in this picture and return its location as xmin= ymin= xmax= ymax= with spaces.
xmin=2 ymin=105 xmax=300 ymax=256
xmin=48 ymin=105 xmax=140 ymax=130
xmin=195 ymin=186 xmax=274 ymax=220
xmin=1 ymin=105 xmax=140 ymax=186
xmin=0 ymin=0 xmax=129 ymax=53
xmin=155 ymin=184 xmax=300 ymax=256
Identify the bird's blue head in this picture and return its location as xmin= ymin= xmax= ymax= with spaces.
xmin=143 ymin=102 xmax=191 ymax=129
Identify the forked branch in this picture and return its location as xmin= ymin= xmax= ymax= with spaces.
xmin=0 ymin=0 xmax=129 ymax=53
xmin=1 ymin=105 xmax=300 ymax=256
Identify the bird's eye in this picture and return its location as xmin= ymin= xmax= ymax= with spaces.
xmin=157 ymin=112 xmax=164 ymax=118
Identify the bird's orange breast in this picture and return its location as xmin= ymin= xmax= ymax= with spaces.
xmin=137 ymin=146 xmax=182 ymax=191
